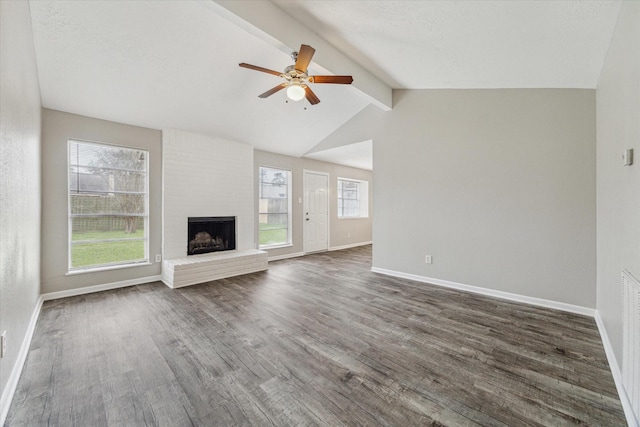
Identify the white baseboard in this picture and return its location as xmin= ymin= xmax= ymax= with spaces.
xmin=0 ymin=295 xmax=44 ymax=426
xmin=41 ymin=275 xmax=162 ymax=301
xmin=370 ymin=267 xmax=595 ymax=317
xmin=268 ymin=252 xmax=305 ymax=262
xmin=268 ymin=241 xmax=372 ymax=261
xmin=594 ymin=311 xmax=639 ymax=427
xmin=268 ymin=242 xmax=372 ymax=261
xmin=329 ymin=241 xmax=372 ymax=252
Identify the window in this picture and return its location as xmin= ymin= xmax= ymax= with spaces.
xmin=337 ymin=178 xmax=369 ymax=218
xmin=68 ymin=140 xmax=148 ymax=271
xmin=258 ymin=167 xmax=292 ymax=247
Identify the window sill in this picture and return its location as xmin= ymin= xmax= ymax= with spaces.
xmin=259 ymin=243 xmax=293 ymax=250
xmin=338 ymin=216 xmax=369 ymax=220
xmin=67 ymin=261 xmax=152 ymax=276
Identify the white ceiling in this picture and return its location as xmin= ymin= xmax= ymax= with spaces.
xmin=28 ymin=0 xmax=369 ymax=158
xmin=274 ymin=0 xmax=622 ymax=89
xmin=305 ymin=140 xmax=373 ymax=171
xmin=29 ymin=0 xmax=622 ymax=168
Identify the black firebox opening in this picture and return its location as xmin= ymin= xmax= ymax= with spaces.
xmin=187 ymin=217 xmax=236 ymax=256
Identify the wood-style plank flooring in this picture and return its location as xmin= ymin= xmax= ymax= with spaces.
xmin=6 ymin=246 xmax=627 ymax=426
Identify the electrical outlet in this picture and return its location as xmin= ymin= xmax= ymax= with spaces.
xmin=425 ymin=255 xmax=432 ymax=264
xmin=155 ymin=254 xmax=162 ymax=263
xmin=347 ymin=232 xmax=351 ymax=238
xmin=1 ymin=330 xmax=6 ymax=359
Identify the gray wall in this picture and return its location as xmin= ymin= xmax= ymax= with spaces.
xmin=254 ymin=150 xmax=372 ymax=259
xmin=41 ymin=109 xmax=162 ymax=294
xmin=596 ymin=0 xmax=640 ymax=368
xmin=323 ymin=89 xmax=597 ymax=308
xmin=0 ymin=0 xmax=42 ymax=413
xmin=376 ymin=89 xmax=596 ymax=307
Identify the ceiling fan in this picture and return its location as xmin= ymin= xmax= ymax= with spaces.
xmin=239 ymin=44 xmax=353 ymax=105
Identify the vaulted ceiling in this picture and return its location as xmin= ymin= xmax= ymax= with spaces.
xmin=29 ymin=1 xmax=622 ymax=168
xmin=274 ymin=0 xmax=622 ymax=89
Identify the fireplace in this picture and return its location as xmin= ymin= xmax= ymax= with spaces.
xmin=187 ymin=217 xmax=236 ymax=256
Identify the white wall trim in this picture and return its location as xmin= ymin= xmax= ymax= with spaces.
xmin=269 ymin=242 xmax=372 ymax=261
xmin=371 ymin=267 xmax=595 ymax=317
xmin=0 ymin=295 xmax=44 ymax=426
xmin=269 ymin=241 xmax=372 ymax=261
xmin=594 ymin=311 xmax=639 ymax=427
xmin=329 ymin=241 xmax=373 ymax=252
xmin=41 ymin=275 xmax=162 ymax=301
xmin=268 ymin=252 xmax=306 ymax=262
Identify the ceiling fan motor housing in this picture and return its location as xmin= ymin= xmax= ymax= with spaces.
xmin=284 ymin=65 xmax=308 ymax=81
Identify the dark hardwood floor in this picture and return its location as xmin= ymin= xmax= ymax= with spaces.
xmin=6 ymin=246 xmax=626 ymax=426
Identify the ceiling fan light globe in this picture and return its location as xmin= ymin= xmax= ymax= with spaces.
xmin=286 ymin=84 xmax=306 ymax=101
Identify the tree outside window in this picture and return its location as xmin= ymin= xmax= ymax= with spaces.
xmin=258 ymin=167 xmax=291 ymax=247
xmin=69 ymin=140 xmax=148 ymax=270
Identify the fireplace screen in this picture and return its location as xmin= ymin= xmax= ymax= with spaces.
xmin=187 ymin=217 xmax=236 ymax=255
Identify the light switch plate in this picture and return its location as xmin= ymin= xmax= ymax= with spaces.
xmin=622 ymin=148 xmax=633 ymax=166
xmin=1 ymin=331 xmax=6 ymax=359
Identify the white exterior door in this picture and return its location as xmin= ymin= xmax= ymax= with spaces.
xmin=303 ymin=171 xmax=329 ymax=253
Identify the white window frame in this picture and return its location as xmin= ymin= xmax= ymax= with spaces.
xmin=337 ymin=177 xmax=369 ymax=219
xmin=68 ymin=139 xmax=149 ymax=273
xmin=258 ymin=166 xmax=292 ymax=249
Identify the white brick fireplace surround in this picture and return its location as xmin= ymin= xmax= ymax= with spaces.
xmin=162 ymin=128 xmax=267 ymax=288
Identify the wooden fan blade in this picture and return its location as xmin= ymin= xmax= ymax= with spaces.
xmin=239 ymin=63 xmax=282 ymax=77
xmin=295 ymin=44 xmax=315 ymax=72
xmin=308 ymin=75 xmax=354 ymax=84
xmin=259 ymin=83 xmax=287 ymax=98
xmin=304 ymin=86 xmax=320 ymax=105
